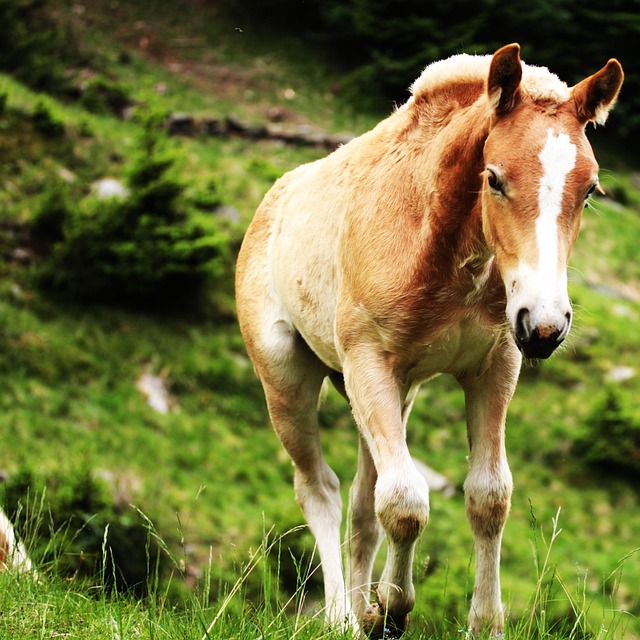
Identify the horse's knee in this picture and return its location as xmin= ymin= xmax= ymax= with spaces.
xmin=466 ymin=492 xmax=510 ymax=539
xmin=374 ymin=468 xmax=429 ymax=543
xmin=464 ymin=470 xmax=512 ymax=539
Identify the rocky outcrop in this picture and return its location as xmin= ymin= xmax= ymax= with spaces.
xmin=167 ymin=112 xmax=354 ymax=150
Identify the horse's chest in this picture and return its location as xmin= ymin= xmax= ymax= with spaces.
xmin=404 ymin=319 xmax=502 ymax=383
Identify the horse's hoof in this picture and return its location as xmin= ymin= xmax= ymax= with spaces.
xmin=361 ymin=603 xmax=410 ymax=639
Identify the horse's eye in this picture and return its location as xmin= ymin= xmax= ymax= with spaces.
xmin=487 ymin=169 xmax=504 ymax=195
xmin=584 ymin=182 xmax=599 ymax=208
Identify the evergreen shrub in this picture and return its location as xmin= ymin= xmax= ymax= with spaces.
xmin=0 ymin=0 xmax=77 ymax=93
xmin=574 ymin=387 xmax=640 ymax=480
xmin=32 ymin=99 xmax=65 ymax=137
xmin=35 ymin=106 xmax=229 ymax=307
xmin=30 ymin=179 xmax=72 ymax=247
xmin=79 ymin=76 xmax=131 ymax=116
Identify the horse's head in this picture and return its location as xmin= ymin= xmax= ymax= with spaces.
xmin=481 ymin=44 xmax=623 ymax=359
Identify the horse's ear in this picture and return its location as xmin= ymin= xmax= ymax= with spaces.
xmin=572 ymin=59 xmax=624 ymax=126
xmin=487 ymin=43 xmax=522 ymax=116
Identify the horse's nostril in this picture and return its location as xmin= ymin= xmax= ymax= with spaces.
xmin=516 ymin=308 xmax=531 ymax=341
xmin=560 ymin=310 xmax=572 ymax=340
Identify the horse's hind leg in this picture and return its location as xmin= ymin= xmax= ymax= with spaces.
xmin=246 ymin=320 xmax=354 ymax=629
xmin=346 ymin=436 xmax=384 ymax=624
xmin=331 ymin=372 xmax=385 ymax=625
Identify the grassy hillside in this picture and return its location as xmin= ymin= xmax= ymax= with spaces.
xmin=1 ymin=1 xmax=640 ymax=638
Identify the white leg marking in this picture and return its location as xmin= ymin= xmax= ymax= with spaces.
xmin=295 ymin=465 xmax=357 ymax=630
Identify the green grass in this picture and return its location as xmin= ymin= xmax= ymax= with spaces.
xmin=1 ymin=511 xmax=637 ymax=639
xmin=2 ymin=280 xmax=639 ymax=636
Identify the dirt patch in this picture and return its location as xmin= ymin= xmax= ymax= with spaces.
xmin=68 ymin=0 xmax=309 ymax=122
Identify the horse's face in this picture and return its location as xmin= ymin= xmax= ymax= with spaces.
xmin=480 ymin=45 xmax=623 ymax=359
xmin=482 ymin=111 xmax=598 ymax=358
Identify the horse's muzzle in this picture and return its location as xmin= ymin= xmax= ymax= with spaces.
xmin=514 ymin=308 xmax=571 ymax=359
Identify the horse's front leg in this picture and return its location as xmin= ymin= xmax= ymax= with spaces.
xmin=457 ymin=340 xmax=521 ymax=635
xmin=343 ymin=348 xmax=429 ymax=638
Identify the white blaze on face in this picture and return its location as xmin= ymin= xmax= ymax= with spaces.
xmin=505 ymin=128 xmax=577 ymax=339
xmin=536 ymin=128 xmax=577 ymax=282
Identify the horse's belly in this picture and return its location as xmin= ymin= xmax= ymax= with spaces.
xmin=300 ymin=323 xmax=342 ymax=371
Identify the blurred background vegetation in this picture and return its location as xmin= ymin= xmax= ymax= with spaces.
xmin=222 ymin=0 xmax=640 ymax=136
xmin=0 ymin=0 xmax=639 ymax=637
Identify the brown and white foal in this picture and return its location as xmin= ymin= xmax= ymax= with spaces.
xmin=236 ymin=44 xmax=623 ymax=636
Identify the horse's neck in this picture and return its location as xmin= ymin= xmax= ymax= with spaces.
xmin=413 ymin=100 xmax=491 ymax=283
xmin=398 ymin=97 xmax=509 ymax=321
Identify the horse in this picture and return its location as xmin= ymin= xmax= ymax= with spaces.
xmin=235 ymin=43 xmax=623 ymax=637
xmin=0 ymin=507 xmax=34 ymax=574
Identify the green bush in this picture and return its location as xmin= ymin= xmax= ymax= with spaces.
xmin=1 ymin=464 xmax=165 ymax=594
xmin=573 ymin=387 xmax=640 ymax=480
xmin=32 ymin=99 xmax=65 ymax=137
xmin=35 ymin=106 xmax=229 ymax=307
xmin=30 ymin=179 xmax=72 ymax=247
xmin=191 ymin=179 xmax=225 ymax=212
xmin=0 ymin=0 xmax=77 ymax=93
xmin=79 ymin=76 xmax=131 ymax=116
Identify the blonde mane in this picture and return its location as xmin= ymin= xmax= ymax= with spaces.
xmin=410 ymin=52 xmax=571 ymax=104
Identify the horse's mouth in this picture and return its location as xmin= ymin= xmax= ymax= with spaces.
xmin=514 ymin=329 xmax=564 ymax=359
